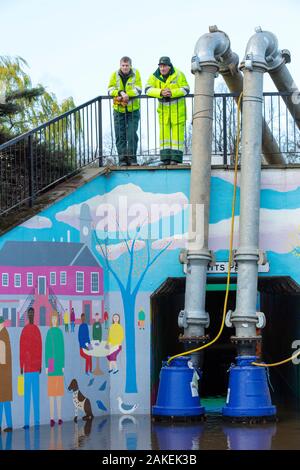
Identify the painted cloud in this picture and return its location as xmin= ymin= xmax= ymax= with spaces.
xmin=56 ymin=183 xmax=188 ymax=233
xmin=152 ymin=208 xmax=300 ymax=254
xmin=214 ymin=169 xmax=300 ymax=192
xmin=20 ymin=215 xmax=52 ymax=229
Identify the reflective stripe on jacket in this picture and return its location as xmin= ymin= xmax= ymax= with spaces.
xmin=108 ymin=68 xmax=142 ymax=113
xmin=145 ymin=67 xmax=190 ymax=123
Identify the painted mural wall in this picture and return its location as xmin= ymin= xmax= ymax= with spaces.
xmin=0 ymin=167 xmax=299 ymax=429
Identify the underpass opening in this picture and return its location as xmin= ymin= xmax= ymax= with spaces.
xmin=150 ymin=276 xmax=300 ymax=408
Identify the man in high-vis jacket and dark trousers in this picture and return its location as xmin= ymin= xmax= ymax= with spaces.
xmin=108 ymin=56 xmax=142 ymax=166
xmin=145 ymin=57 xmax=190 ymax=165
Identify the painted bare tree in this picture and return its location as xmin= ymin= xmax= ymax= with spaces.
xmin=94 ymin=230 xmax=171 ymax=393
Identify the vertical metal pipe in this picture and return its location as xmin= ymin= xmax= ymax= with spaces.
xmin=179 ymin=27 xmax=236 ymax=366
xmin=179 ymin=66 xmax=218 ymax=365
xmin=232 ymin=68 xmax=264 ymax=347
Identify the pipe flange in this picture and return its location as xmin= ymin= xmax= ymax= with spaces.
xmin=179 ymin=249 xmax=188 ymax=265
xmin=225 ymin=310 xmax=233 ymax=327
xmin=178 ymin=310 xmax=187 ymax=329
xmin=240 ymin=60 xmax=268 ymax=73
xmin=258 ymin=250 xmax=267 ymax=265
xmin=187 ymin=249 xmax=213 ymax=263
xmin=281 ymin=49 xmax=291 ymax=64
xmin=178 ymin=309 xmax=210 ymax=328
xmin=229 ymin=314 xmax=258 ymax=325
xmin=179 ymin=333 xmax=210 ymax=344
xmin=191 ymin=55 xmax=201 ymax=74
xmin=230 ymin=335 xmax=262 ymax=344
xmin=256 ymin=311 xmax=266 ymax=328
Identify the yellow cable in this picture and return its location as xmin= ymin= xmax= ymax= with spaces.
xmin=167 ymin=93 xmax=243 ymax=366
xmin=252 ymin=349 xmax=300 ymax=367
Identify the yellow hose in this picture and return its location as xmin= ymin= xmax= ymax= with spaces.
xmin=252 ymin=349 xmax=300 ymax=367
xmin=167 ymin=93 xmax=243 ymax=365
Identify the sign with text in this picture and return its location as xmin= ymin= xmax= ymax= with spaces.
xmin=207 ymin=262 xmax=270 ymax=274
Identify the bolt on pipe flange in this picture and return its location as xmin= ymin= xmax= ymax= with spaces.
xmin=179 ymin=333 xmax=209 ymax=344
xmin=230 ymin=335 xmax=262 ymax=344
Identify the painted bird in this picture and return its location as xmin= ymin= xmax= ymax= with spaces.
xmin=117 ymin=396 xmax=139 ymax=414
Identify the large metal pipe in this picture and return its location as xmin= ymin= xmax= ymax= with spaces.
xmin=219 ymin=60 xmax=285 ymax=164
xmin=269 ymin=62 xmax=300 ymax=130
xmin=178 ymin=27 xmax=236 ymax=366
xmin=226 ymin=29 xmax=283 ymax=353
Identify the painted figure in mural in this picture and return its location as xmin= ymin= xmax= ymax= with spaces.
xmin=45 ymin=311 xmax=65 ymax=427
xmin=92 ymin=312 xmax=102 ymax=343
xmin=108 ymin=56 xmax=142 ymax=166
xmin=106 ymin=314 xmax=124 ymax=374
xmin=103 ymin=311 xmax=109 ymax=330
xmin=137 ymin=308 xmax=146 ymax=329
xmin=78 ymin=313 xmax=92 ymax=375
xmin=63 ymin=309 xmax=69 ymax=333
xmin=70 ymin=307 xmax=76 ymax=333
xmin=20 ymin=307 xmax=42 ymax=428
xmin=0 ymin=316 xmax=13 ymax=433
xmin=145 ymin=56 xmax=190 ymax=164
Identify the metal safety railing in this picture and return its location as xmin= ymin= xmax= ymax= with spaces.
xmin=0 ymin=92 xmax=299 ymax=216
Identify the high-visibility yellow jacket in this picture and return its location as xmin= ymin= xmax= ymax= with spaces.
xmin=108 ymin=68 xmax=142 ymax=113
xmin=145 ymin=67 xmax=190 ymax=123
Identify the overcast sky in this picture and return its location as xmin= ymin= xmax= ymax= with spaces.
xmin=1 ymin=0 xmax=300 ymax=106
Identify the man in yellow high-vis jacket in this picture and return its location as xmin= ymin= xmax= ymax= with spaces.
xmin=108 ymin=56 xmax=142 ymax=166
xmin=145 ymin=57 xmax=190 ymax=165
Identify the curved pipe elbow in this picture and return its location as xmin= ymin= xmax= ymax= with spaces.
xmin=193 ymin=29 xmax=233 ymax=67
xmin=242 ymin=29 xmax=284 ymax=71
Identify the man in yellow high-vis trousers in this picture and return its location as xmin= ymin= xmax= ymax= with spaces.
xmin=145 ymin=57 xmax=190 ymax=165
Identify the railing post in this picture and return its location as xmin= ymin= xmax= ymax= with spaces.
xmin=222 ymin=95 xmax=228 ymax=165
xmin=98 ymin=98 xmax=103 ymax=167
xmin=26 ymin=134 xmax=34 ymax=207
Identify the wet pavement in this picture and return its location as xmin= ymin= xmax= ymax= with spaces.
xmin=1 ymin=399 xmax=300 ymax=451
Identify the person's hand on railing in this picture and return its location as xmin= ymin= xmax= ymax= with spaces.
xmin=161 ymin=88 xmax=172 ymax=97
xmin=113 ymin=96 xmax=128 ymax=107
xmin=120 ymin=91 xmax=129 ymax=103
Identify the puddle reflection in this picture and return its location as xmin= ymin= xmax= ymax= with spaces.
xmin=4 ymin=404 xmax=300 ymax=450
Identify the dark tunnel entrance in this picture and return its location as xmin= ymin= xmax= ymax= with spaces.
xmin=151 ymin=276 xmax=300 ymax=408
xmin=150 ymin=277 xmax=237 ymax=406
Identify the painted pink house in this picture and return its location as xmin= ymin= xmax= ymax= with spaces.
xmin=0 ymin=241 xmax=104 ymax=326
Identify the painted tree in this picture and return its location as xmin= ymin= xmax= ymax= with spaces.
xmin=94 ymin=232 xmax=171 ymax=393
